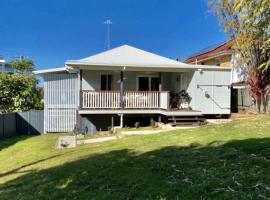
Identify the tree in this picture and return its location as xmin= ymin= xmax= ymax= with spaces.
xmin=209 ymin=0 xmax=270 ymax=113
xmin=0 ymin=59 xmax=43 ymax=113
xmin=9 ymin=59 xmax=35 ymax=74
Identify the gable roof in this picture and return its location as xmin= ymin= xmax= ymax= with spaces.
xmin=66 ymin=44 xmax=191 ymax=68
xmin=184 ymin=41 xmax=233 ymax=64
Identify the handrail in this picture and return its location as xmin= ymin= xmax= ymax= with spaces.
xmin=81 ymin=90 xmax=170 ymax=93
xmin=81 ymin=90 xmax=169 ymax=109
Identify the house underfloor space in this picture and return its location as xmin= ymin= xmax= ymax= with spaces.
xmin=79 ymin=109 xmax=204 ymax=132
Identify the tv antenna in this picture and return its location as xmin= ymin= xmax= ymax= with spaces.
xmin=104 ymin=19 xmax=112 ymax=50
xmin=14 ymin=55 xmax=31 ymax=60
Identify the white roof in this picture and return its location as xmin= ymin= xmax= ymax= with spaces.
xmin=34 ymin=45 xmax=231 ymax=75
xmin=66 ymin=44 xmax=191 ymax=68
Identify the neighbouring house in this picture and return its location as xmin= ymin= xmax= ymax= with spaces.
xmin=34 ymin=45 xmax=231 ymax=133
xmin=184 ymin=41 xmax=250 ymax=113
xmin=0 ymin=59 xmax=15 ymax=74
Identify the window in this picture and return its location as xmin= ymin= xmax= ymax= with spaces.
xmin=101 ymin=74 xmax=112 ymax=90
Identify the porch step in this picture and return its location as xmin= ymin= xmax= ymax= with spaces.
xmin=168 ymin=116 xmax=207 ymax=126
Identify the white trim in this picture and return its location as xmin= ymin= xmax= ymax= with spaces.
xmin=79 ymin=109 xmax=203 ymax=116
xmin=66 ymin=61 xmax=231 ymax=71
xmin=232 ymin=85 xmax=248 ymax=89
xmin=33 ymin=67 xmax=67 ymax=75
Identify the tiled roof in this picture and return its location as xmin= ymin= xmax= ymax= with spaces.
xmin=184 ymin=41 xmax=233 ymax=64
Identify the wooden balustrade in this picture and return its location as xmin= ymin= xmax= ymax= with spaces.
xmin=81 ymin=90 xmax=168 ymax=109
xmin=82 ymin=91 xmax=121 ymax=108
xmin=124 ymin=91 xmax=160 ymax=108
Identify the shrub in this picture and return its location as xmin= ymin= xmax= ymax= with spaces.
xmin=107 ymin=126 xmax=113 ymax=134
xmin=150 ymin=118 xmax=157 ymax=128
xmin=134 ymin=122 xmax=140 ymax=129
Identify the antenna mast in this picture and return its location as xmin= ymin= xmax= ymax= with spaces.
xmin=104 ymin=19 xmax=112 ymax=50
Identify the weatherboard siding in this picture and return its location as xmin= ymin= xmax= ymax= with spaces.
xmin=187 ymin=70 xmax=231 ymax=114
xmin=81 ymin=70 xmax=183 ymax=92
xmin=44 ymin=72 xmax=79 ymax=132
xmin=197 ymin=55 xmax=232 ymax=68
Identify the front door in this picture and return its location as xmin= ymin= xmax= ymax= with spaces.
xmin=138 ymin=76 xmax=159 ymax=91
xmin=151 ymin=77 xmax=159 ymax=91
xmin=138 ymin=77 xmax=149 ymax=91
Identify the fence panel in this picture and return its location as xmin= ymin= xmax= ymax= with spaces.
xmin=0 ymin=110 xmax=44 ymax=138
xmin=0 ymin=113 xmax=16 ymax=138
xmin=16 ymin=110 xmax=44 ymax=135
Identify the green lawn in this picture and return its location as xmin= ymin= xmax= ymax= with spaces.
xmin=0 ymin=116 xmax=270 ymax=199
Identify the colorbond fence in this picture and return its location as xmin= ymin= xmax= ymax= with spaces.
xmin=0 ymin=110 xmax=44 ymax=139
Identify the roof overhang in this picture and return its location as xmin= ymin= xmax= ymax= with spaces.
xmin=34 ymin=45 xmax=231 ymax=75
xmin=65 ymin=61 xmax=231 ymax=72
xmin=33 ymin=67 xmax=67 ymax=75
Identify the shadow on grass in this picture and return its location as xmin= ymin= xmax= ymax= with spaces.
xmin=0 ymin=154 xmax=63 ymax=178
xmin=0 ymin=135 xmax=35 ymax=151
xmin=0 ymin=138 xmax=270 ymax=199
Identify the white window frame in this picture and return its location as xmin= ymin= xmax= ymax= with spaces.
xmin=136 ymin=75 xmax=159 ymax=91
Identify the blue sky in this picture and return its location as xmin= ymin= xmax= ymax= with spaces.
xmin=0 ymin=0 xmax=228 ymax=70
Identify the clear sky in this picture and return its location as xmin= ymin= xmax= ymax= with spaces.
xmin=0 ymin=0 xmax=228 ymax=70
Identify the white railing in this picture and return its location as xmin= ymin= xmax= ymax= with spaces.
xmin=82 ymin=90 xmax=121 ymax=108
xmin=160 ymin=91 xmax=170 ymax=110
xmin=124 ymin=91 xmax=160 ymax=108
xmin=81 ymin=90 xmax=169 ymax=109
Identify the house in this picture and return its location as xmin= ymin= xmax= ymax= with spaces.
xmin=0 ymin=59 xmax=15 ymax=74
xmin=34 ymin=45 xmax=231 ymax=133
xmin=184 ymin=41 xmax=249 ymax=112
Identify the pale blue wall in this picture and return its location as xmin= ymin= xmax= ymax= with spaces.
xmin=187 ymin=70 xmax=231 ymax=114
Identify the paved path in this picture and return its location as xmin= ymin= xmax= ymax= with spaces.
xmin=77 ymin=136 xmax=120 ymax=145
xmin=57 ymin=125 xmax=198 ymax=148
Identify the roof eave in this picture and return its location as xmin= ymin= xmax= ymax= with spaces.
xmin=66 ymin=61 xmax=231 ymax=71
xmin=33 ymin=67 xmax=67 ymax=75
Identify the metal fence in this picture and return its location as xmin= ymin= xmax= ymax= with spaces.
xmin=0 ymin=113 xmax=16 ymax=138
xmin=0 ymin=110 xmax=44 ymax=138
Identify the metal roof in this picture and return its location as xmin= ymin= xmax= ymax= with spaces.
xmin=66 ymin=44 xmax=191 ymax=69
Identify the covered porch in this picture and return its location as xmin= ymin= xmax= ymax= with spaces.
xmin=79 ymin=69 xmax=194 ymax=113
xmin=64 ymin=45 xmax=200 ymax=115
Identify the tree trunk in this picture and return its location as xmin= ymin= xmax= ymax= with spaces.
xmin=256 ymin=95 xmax=262 ymax=113
xmin=262 ymin=94 xmax=269 ymax=113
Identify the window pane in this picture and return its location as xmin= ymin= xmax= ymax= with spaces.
xmin=151 ymin=77 xmax=160 ymax=91
xmin=101 ymin=75 xmax=107 ymax=90
xmin=107 ymin=75 xmax=112 ymax=90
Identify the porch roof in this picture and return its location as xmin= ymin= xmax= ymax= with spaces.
xmin=66 ymin=45 xmax=230 ymax=72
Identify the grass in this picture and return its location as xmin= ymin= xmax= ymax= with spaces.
xmin=0 ymin=116 xmax=270 ymax=199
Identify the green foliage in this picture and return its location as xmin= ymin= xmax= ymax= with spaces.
xmin=150 ymin=118 xmax=157 ymax=128
xmin=9 ymin=59 xmax=35 ymax=74
xmin=107 ymin=126 xmax=113 ymax=134
xmin=209 ymin=0 xmax=270 ymax=112
xmin=0 ymin=71 xmax=43 ymax=113
xmin=134 ymin=122 xmax=140 ymax=129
